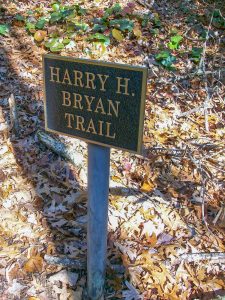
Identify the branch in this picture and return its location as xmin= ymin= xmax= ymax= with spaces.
xmin=44 ymin=254 xmax=86 ymax=269
xmin=37 ymin=130 xmax=84 ymax=168
xmin=8 ymin=93 xmax=19 ymax=136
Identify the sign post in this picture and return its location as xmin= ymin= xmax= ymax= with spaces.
xmin=87 ymin=143 xmax=110 ymax=299
xmin=43 ymin=54 xmax=147 ymax=299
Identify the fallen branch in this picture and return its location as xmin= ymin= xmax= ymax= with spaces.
xmin=146 ymin=146 xmax=186 ymax=157
xmin=179 ymin=252 xmax=225 ymax=263
xmin=37 ymin=130 xmax=84 ymax=168
xmin=44 ymin=254 xmax=86 ymax=269
xmin=8 ymin=93 xmax=19 ymax=136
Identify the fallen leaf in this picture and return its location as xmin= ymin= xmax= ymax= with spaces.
xmin=34 ymin=30 xmax=47 ymax=42
xmin=23 ymin=256 xmax=43 ymax=273
xmin=112 ymin=29 xmax=123 ymax=41
xmin=140 ymin=181 xmax=155 ymax=192
xmin=133 ymin=27 xmax=142 ymax=37
xmin=146 ymin=232 xmax=157 ymax=247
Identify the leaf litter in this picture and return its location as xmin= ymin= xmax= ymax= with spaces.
xmin=0 ymin=0 xmax=224 ymax=299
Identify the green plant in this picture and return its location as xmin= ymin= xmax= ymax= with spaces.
xmin=155 ymin=50 xmax=176 ymax=69
xmin=0 ymin=24 xmax=9 ymax=36
xmin=44 ymin=37 xmax=64 ymax=52
xmin=168 ymin=35 xmax=183 ymax=50
xmin=212 ymin=9 xmax=225 ymax=29
xmin=190 ymin=47 xmax=203 ymax=63
xmin=87 ymin=33 xmax=110 ymax=46
xmin=109 ymin=19 xmax=134 ymax=32
xmin=35 ymin=17 xmax=47 ymax=29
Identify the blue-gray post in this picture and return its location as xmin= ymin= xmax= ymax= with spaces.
xmin=87 ymin=143 xmax=110 ymax=300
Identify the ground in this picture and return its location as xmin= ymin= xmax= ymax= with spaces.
xmin=0 ymin=0 xmax=224 ymax=299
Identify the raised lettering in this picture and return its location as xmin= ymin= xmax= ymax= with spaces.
xmin=65 ymin=113 xmax=74 ymax=128
xmin=86 ymin=118 xmax=97 ymax=134
xmin=97 ymin=74 xmax=109 ymax=91
xmin=62 ymin=69 xmax=72 ymax=85
xmin=107 ymin=100 xmax=120 ymax=117
xmin=62 ymin=91 xmax=71 ymax=107
xmin=94 ymin=98 xmax=106 ymax=115
xmin=106 ymin=122 xmax=116 ymax=139
xmin=84 ymin=95 xmax=95 ymax=112
xmin=73 ymin=93 xmax=83 ymax=110
xmin=85 ymin=72 xmax=96 ymax=89
xmin=116 ymin=77 xmax=130 ymax=95
xmin=75 ymin=115 xmax=85 ymax=131
xmin=98 ymin=120 xmax=104 ymax=136
xmin=74 ymin=70 xmax=84 ymax=87
xmin=50 ymin=67 xmax=61 ymax=83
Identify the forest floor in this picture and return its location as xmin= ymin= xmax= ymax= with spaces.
xmin=0 ymin=0 xmax=224 ymax=299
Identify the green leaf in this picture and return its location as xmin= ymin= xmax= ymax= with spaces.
xmin=44 ymin=38 xmax=64 ymax=52
xmin=62 ymin=38 xmax=71 ymax=45
xmin=66 ymin=24 xmax=75 ymax=33
xmin=61 ymin=8 xmax=74 ymax=19
xmin=52 ymin=3 xmax=60 ymax=11
xmin=74 ymin=22 xmax=89 ymax=31
xmin=25 ymin=22 xmax=36 ymax=33
xmin=190 ymin=47 xmax=203 ymax=62
xmin=0 ymin=24 xmax=9 ymax=36
xmin=15 ymin=14 xmax=25 ymax=21
xmin=109 ymin=19 xmax=134 ymax=32
xmin=153 ymin=14 xmax=161 ymax=28
xmin=50 ymin=11 xmax=62 ymax=23
xmin=141 ymin=15 xmax=150 ymax=27
xmin=212 ymin=9 xmax=225 ymax=29
xmin=155 ymin=50 xmax=176 ymax=69
xmin=104 ymin=3 xmax=122 ymax=18
xmin=168 ymin=35 xmax=183 ymax=50
xmin=155 ymin=50 xmax=170 ymax=60
xmin=88 ymin=33 xmax=110 ymax=46
xmin=93 ymin=24 xmax=108 ymax=32
xmin=112 ymin=3 xmax=122 ymax=14
xmin=72 ymin=5 xmax=86 ymax=16
xmin=27 ymin=10 xmax=34 ymax=15
xmin=35 ymin=17 xmax=47 ymax=29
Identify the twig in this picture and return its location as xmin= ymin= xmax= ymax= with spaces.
xmin=213 ymin=206 xmax=224 ymax=225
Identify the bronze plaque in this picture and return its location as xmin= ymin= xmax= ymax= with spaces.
xmin=43 ymin=54 xmax=147 ymax=153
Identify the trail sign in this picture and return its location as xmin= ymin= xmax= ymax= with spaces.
xmin=43 ymin=54 xmax=147 ymax=153
xmin=43 ymin=54 xmax=147 ymax=300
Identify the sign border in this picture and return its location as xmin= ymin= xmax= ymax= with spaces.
xmin=43 ymin=54 xmax=148 ymax=154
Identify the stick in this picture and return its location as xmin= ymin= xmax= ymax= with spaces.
xmin=44 ymin=254 xmax=86 ymax=269
xmin=8 ymin=93 xmax=19 ymax=136
xmin=37 ymin=130 xmax=84 ymax=168
xmin=179 ymin=252 xmax=225 ymax=263
xmin=198 ymin=7 xmax=215 ymax=132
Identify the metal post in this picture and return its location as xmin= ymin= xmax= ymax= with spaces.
xmin=87 ymin=143 xmax=110 ymax=300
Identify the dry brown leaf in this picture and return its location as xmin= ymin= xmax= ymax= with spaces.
xmin=146 ymin=232 xmax=157 ymax=247
xmin=133 ymin=27 xmax=142 ymax=37
xmin=23 ymin=256 xmax=43 ymax=273
xmin=46 ymin=243 xmax=56 ymax=255
xmin=140 ymin=181 xmax=155 ymax=193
